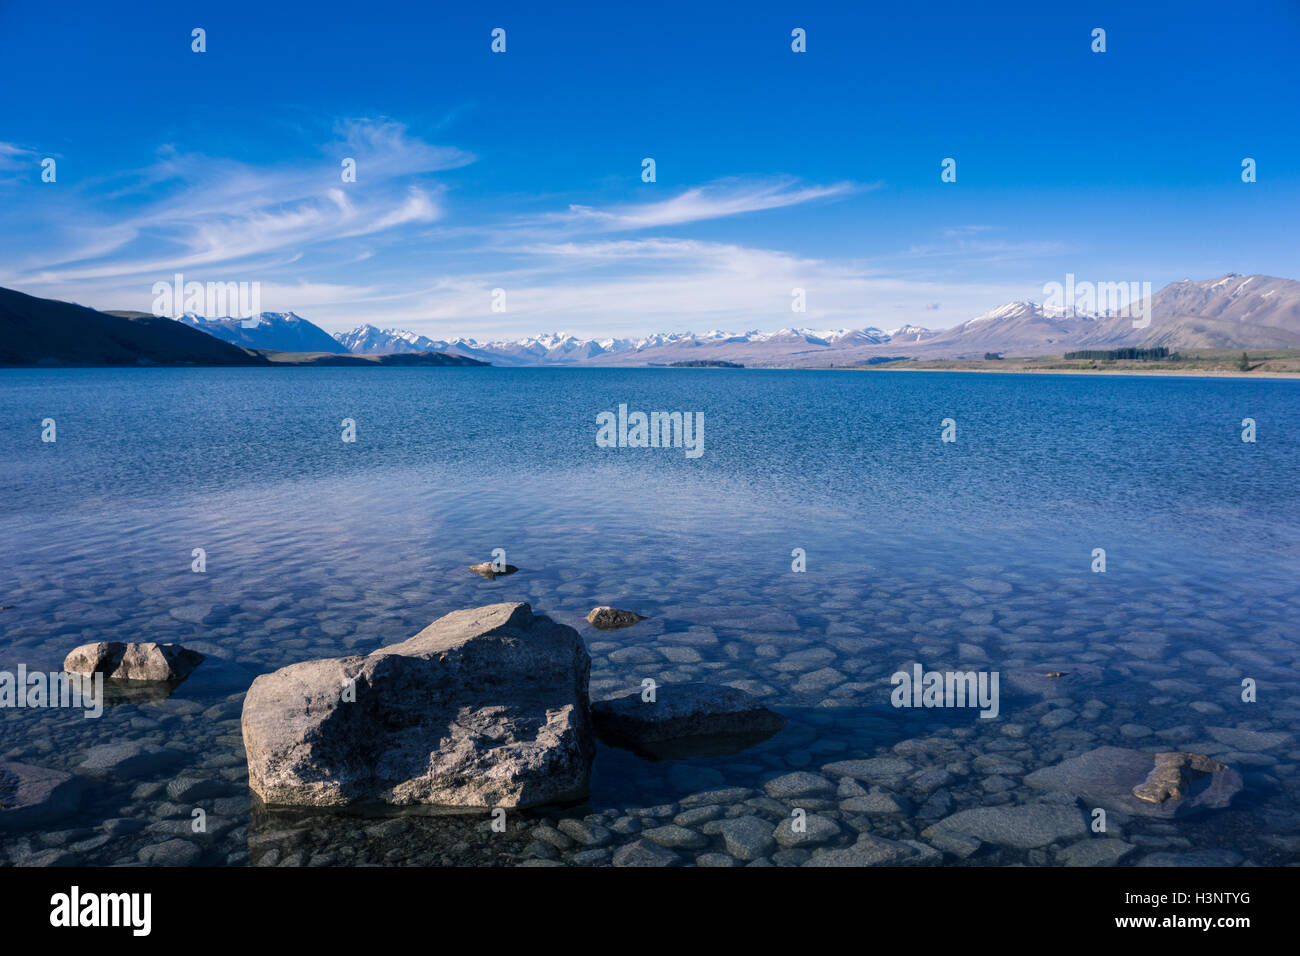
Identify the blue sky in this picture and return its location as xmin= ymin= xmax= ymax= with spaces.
xmin=1 ymin=0 xmax=1296 ymax=339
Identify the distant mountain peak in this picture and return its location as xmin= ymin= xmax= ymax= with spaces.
xmin=970 ymin=300 xmax=1039 ymax=322
xmin=179 ymin=311 xmax=346 ymax=354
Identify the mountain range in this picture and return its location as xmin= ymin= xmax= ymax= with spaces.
xmin=328 ymin=274 xmax=1300 ymax=366
xmin=5 ymin=274 xmax=1298 ymax=368
xmin=331 ymin=323 xmax=939 ymax=366
xmin=0 ymin=291 xmax=485 ymax=367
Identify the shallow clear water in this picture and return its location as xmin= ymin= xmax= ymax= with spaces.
xmin=2 ymin=367 xmax=1298 ymax=866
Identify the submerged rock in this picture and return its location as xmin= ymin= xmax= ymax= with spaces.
xmin=469 ymin=562 xmax=518 ymax=580
xmin=78 ymin=743 xmax=183 ymax=780
xmin=586 ymin=606 xmax=645 ymax=630
xmin=241 ymin=602 xmax=594 ymax=809
xmin=592 ymin=682 xmax=785 ymax=759
xmin=1023 ymin=746 xmax=1242 ymax=819
xmin=138 ymin=839 xmax=202 ymax=866
xmin=1058 ymin=838 xmax=1136 ymax=867
xmin=1132 ymin=752 xmax=1227 ymax=805
xmin=0 ymin=763 xmax=85 ymax=830
xmin=923 ymin=804 xmax=1088 ymax=850
xmin=716 ymin=815 xmax=776 ymax=861
xmin=804 ymin=834 xmax=939 ymax=867
xmin=63 ymin=641 xmax=204 ymax=683
xmin=1205 ymin=726 xmax=1291 ymax=752
xmin=612 ymin=839 xmax=680 ymax=867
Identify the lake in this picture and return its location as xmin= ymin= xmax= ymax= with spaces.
xmin=1 ymin=367 xmax=1297 ymax=866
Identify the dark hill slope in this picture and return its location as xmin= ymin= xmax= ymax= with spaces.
xmin=0 ymin=288 xmax=265 ymax=366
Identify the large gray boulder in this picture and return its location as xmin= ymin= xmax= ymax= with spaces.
xmin=64 ymin=642 xmax=203 ymax=683
xmin=1024 ymin=746 xmax=1242 ymax=819
xmin=241 ymin=603 xmax=594 ymax=809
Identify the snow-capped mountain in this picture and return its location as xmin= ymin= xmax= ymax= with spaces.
xmin=179 ymin=311 xmax=347 ymax=354
xmin=848 ymin=274 xmax=1300 ymax=358
xmin=181 ymin=273 xmax=1300 ymax=368
xmin=330 ymin=323 xmax=937 ymax=366
xmin=883 ymin=324 xmax=934 ymax=343
xmin=912 ymin=301 xmax=1103 ymax=352
xmin=333 ymin=325 xmax=635 ymax=364
xmin=333 ymin=325 xmax=447 ymax=354
xmin=1130 ymin=273 xmax=1300 ymax=349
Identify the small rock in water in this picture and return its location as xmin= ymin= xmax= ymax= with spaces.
xmin=138 ymin=839 xmax=201 ymax=866
xmin=641 ymin=824 xmax=708 ymax=850
xmin=1132 ymin=752 xmax=1227 ymax=805
xmin=1135 ymin=848 xmax=1244 ymax=867
xmin=612 ymin=839 xmax=680 ymax=867
xmin=840 ymin=790 xmax=904 ymax=815
xmin=469 ymin=562 xmax=518 ymax=580
xmin=557 ymin=818 xmax=613 ymax=847
xmin=591 ymin=682 xmax=784 ymax=759
xmin=804 ymin=834 xmax=934 ymax=867
xmin=0 ymin=763 xmax=85 ymax=830
xmin=1058 ymin=839 xmax=1136 ymax=867
xmin=774 ymin=814 xmax=841 ymax=847
xmin=63 ymin=641 xmax=204 ymax=683
xmin=586 ymin=606 xmax=645 ymax=630
xmin=79 ymin=743 xmax=184 ymax=780
xmin=166 ymin=776 xmax=232 ymax=803
xmin=762 ymin=771 xmax=836 ymax=800
xmin=822 ymin=757 xmax=912 ymax=789
xmin=716 ymin=815 xmax=776 ymax=861
xmin=1023 ymin=746 xmax=1242 ymax=819
xmin=923 ymin=804 xmax=1087 ymax=850
xmin=1206 ymin=726 xmax=1291 ymax=752
xmin=1004 ymin=664 xmax=1102 ymax=698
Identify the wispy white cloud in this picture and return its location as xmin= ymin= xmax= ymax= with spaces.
xmin=539 ymin=178 xmax=866 ymax=232
xmin=0 ymin=141 xmax=46 ymax=184
xmin=901 ymin=236 xmax=1069 ymax=263
xmin=5 ymin=120 xmax=472 ymax=285
xmin=0 ymin=126 xmax=1067 ymax=338
xmin=0 ymin=141 xmax=40 ymax=168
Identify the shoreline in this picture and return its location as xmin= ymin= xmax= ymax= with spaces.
xmin=830 ymin=366 xmax=1300 ymax=380
xmin=7 ymin=362 xmax=1300 ymax=380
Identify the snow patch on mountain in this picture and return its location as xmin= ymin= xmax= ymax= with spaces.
xmin=329 ymin=322 xmax=937 ymax=363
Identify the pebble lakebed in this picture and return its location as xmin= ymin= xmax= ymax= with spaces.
xmin=2 ymin=522 xmax=1296 ymax=868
